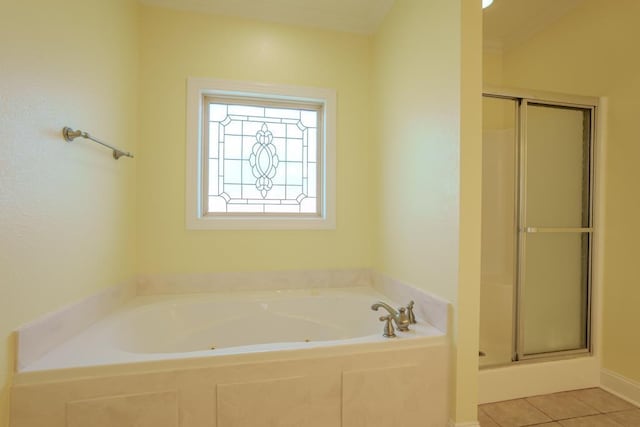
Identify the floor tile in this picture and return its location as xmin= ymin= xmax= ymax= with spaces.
xmin=481 ymin=399 xmax=552 ymax=427
xmin=527 ymin=392 xmax=599 ymax=420
xmin=478 ymin=407 xmax=501 ymax=427
xmin=531 ymin=423 xmax=563 ymax=426
xmin=607 ymin=409 xmax=640 ymax=427
xmin=566 ymin=389 xmax=636 ymax=413
xmin=558 ymin=414 xmax=623 ymax=427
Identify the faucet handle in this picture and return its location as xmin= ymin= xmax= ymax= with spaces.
xmin=395 ymin=307 xmax=410 ymax=331
xmin=406 ymin=301 xmax=417 ymax=324
xmin=379 ymin=315 xmax=396 ymax=338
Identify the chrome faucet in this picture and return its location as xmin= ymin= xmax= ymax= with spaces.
xmin=371 ymin=301 xmax=411 ymax=332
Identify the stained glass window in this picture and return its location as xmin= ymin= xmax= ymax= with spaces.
xmin=203 ymin=97 xmax=321 ymax=216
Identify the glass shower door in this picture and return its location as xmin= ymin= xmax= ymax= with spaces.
xmin=480 ymin=96 xmax=518 ymax=367
xmin=517 ymin=101 xmax=594 ymax=358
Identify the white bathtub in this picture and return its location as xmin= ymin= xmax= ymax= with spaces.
xmin=12 ymin=283 xmax=450 ymax=427
xmin=22 ymin=286 xmax=442 ymax=372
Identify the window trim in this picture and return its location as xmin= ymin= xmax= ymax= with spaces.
xmin=186 ymin=77 xmax=336 ymax=230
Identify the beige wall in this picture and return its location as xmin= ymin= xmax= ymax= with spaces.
xmin=0 ymin=0 xmax=139 ymax=423
xmin=490 ymin=0 xmax=640 ymax=384
xmin=483 ymin=49 xmax=504 ymax=88
xmin=372 ymin=0 xmax=482 ymax=423
xmin=137 ymin=5 xmax=374 ymax=274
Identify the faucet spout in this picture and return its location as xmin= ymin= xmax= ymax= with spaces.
xmin=371 ymin=301 xmax=410 ymax=332
xmin=371 ymin=301 xmax=398 ymax=317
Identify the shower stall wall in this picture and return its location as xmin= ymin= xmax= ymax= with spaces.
xmin=480 ymin=89 xmax=597 ymax=368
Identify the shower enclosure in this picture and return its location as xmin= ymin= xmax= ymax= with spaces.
xmin=480 ymin=90 xmax=596 ymax=367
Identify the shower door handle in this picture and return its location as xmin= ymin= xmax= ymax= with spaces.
xmin=523 ymin=227 xmax=593 ymax=233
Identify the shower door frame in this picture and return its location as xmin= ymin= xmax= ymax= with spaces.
xmin=482 ymin=87 xmax=599 ymax=365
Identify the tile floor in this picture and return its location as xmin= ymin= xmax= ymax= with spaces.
xmin=479 ymin=388 xmax=640 ymax=427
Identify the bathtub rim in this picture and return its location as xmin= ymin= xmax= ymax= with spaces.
xmin=14 ymin=270 xmax=451 ymax=385
xmin=13 ymin=333 xmax=448 ymax=386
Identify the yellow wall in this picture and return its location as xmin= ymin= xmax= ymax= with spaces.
xmin=497 ymin=0 xmax=640 ymax=384
xmin=0 ymin=0 xmax=139 ymax=423
xmin=372 ymin=0 xmax=482 ymax=423
xmin=372 ymin=0 xmax=461 ymax=304
xmin=137 ymin=5 xmax=374 ymax=274
xmin=483 ymin=49 xmax=504 ymax=88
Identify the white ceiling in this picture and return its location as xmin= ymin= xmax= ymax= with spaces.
xmin=484 ymin=0 xmax=586 ymax=52
xmin=139 ymin=0 xmax=395 ymax=34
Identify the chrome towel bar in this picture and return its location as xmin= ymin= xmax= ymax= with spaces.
xmin=62 ymin=127 xmax=134 ymax=160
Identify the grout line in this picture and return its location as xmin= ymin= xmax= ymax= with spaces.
xmin=478 ymin=406 xmax=503 ymax=427
xmin=523 ymin=396 xmax=555 ymax=421
xmin=577 ymin=414 xmax=625 ymax=427
xmin=480 ymin=387 xmax=640 ymax=426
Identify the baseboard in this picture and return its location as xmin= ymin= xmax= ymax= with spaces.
xmin=601 ymin=368 xmax=640 ymax=407
xmin=479 ymin=356 xmax=599 ymax=403
xmin=448 ymin=421 xmax=480 ymax=427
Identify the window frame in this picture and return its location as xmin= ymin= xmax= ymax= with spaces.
xmin=186 ymin=77 xmax=336 ymax=230
xmin=202 ymin=95 xmax=324 ymax=218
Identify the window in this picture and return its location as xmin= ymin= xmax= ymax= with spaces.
xmin=186 ymin=78 xmax=336 ymax=229
xmin=205 ymin=97 xmax=321 ymax=215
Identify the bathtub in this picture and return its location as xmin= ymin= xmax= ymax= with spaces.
xmin=11 ymin=284 xmax=450 ymax=427
xmin=21 ymin=287 xmax=442 ymax=372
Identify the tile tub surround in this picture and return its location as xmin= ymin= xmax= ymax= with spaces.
xmin=480 ymin=388 xmax=640 ymax=427
xmin=137 ymin=269 xmax=373 ymax=295
xmin=16 ymin=279 xmax=136 ymax=371
xmin=372 ymin=272 xmax=449 ymax=333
